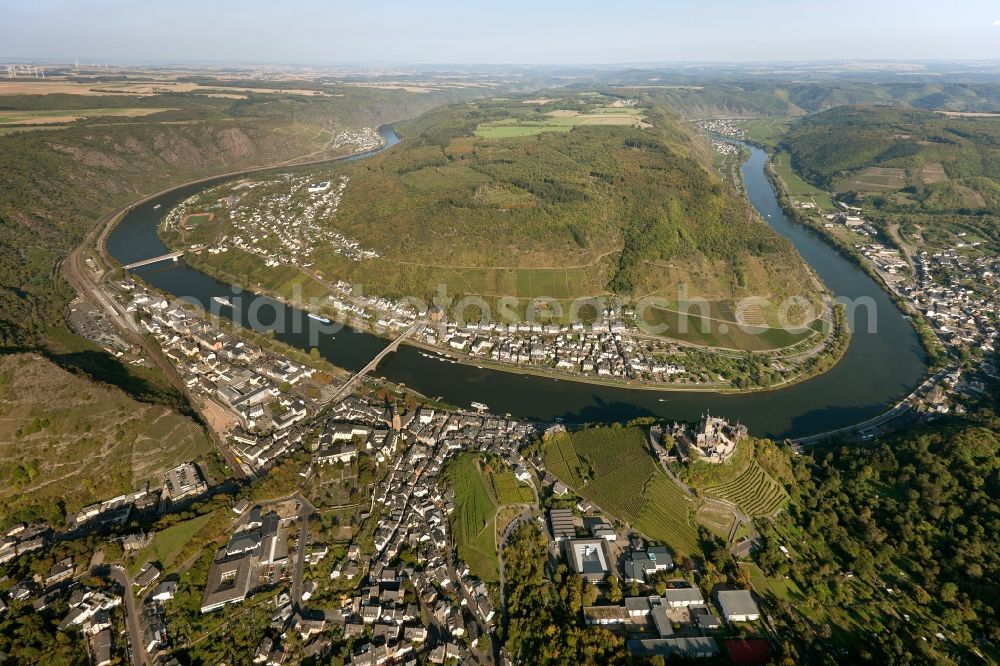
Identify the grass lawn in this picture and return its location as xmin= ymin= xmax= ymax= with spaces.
xmin=183 ymin=213 xmax=214 ymax=228
xmin=696 ymin=503 xmax=736 ymax=540
xmin=128 ymin=511 xmax=217 ymax=575
xmin=741 ymin=562 xmax=805 ymax=602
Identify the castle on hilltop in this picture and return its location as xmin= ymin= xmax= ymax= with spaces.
xmin=673 ymin=413 xmax=746 ymax=464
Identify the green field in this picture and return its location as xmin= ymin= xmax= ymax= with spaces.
xmin=634 ymin=473 xmax=700 ymax=555
xmin=704 ymin=459 xmax=788 ymax=517
xmin=541 ymin=432 xmax=586 ymax=488
xmin=836 ymin=166 xmax=907 ymax=192
xmin=475 ymin=107 xmax=646 ymax=139
xmin=773 ymin=150 xmax=836 ymax=210
xmin=642 ymin=305 xmax=817 ymax=351
xmin=741 ymin=562 xmax=804 ymax=602
xmin=488 ymin=466 xmax=534 ymax=504
xmin=183 ymin=213 xmax=214 ymax=227
xmin=740 ymin=117 xmax=792 ymax=148
xmin=443 ymin=454 xmax=533 ymax=581
xmin=127 ymin=511 xmax=217 ymax=575
xmin=545 ymin=426 xmax=662 ymax=522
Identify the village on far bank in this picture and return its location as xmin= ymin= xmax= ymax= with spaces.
xmin=699 ymin=117 xmax=998 ymax=416
xmin=153 ymin=152 xmax=848 ymax=395
xmin=3 ymin=267 xmax=799 ymax=665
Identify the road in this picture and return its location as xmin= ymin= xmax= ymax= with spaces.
xmin=63 ymin=239 xmax=249 ymax=480
xmin=61 ymin=138 xmax=404 ymax=482
xmin=98 ymin=564 xmax=147 ymax=666
xmin=326 ymin=321 xmax=424 ymax=404
xmin=289 ymin=492 xmax=315 ymax=610
xmin=792 ymin=367 xmax=949 ymax=447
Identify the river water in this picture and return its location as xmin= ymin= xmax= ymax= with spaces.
xmin=106 ymin=126 xmax=927 ymax=438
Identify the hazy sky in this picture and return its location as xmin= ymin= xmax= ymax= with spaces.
xmin=3 ymin=0 xmax=1000 ymax=64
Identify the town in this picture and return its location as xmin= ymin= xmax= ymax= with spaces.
xmin=2 ymin=269 xmax=783 ymax=664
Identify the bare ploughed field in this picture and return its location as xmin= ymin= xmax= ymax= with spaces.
xmin=920 ymin=162 xmax=948 ymax=184
xmin=937 ymin=111 xmax=1000 ymax=118
xmin=0 ymin=80 xmax=204 ymax=96
xmin=0 ymin=79 xmax=332 ymax=98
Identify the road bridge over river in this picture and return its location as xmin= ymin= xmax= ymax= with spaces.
xmin=121 ymin=251 xmax=183 ymax=270
xmin=327 ymin=322 xmax=425 ymax=403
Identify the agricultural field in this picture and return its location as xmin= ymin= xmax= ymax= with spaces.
xmin=0 ymin=107 xmax=174 ymax=125
xmin=487 ymin=465 xmax=534 ymax=505
xmin=740 ymin=117 xmax=792 ymax=148
xmin=634 ymin=474 xmax=700 ymax=555
xmin=772 ymin=151 xmax=837 ymax=211
xmin=918 ymin=161 xmax=948 ymax=184
xmin=836 ymin=166 xmax=907 ymax=192
xmin=545 ymin=426 xmax=662 ymax=521
xmin=541 ymin=432 xmax=586 ymax=488
xmin=475 ymin=107 xmax=648 ymax=139
xmin=641 ymin=304 xmax=818 ymax=351
xmin=704 ymin=459 xmax=788 ymax=517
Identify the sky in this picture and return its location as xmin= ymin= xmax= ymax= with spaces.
xmin=3 ymin=0 xmax=1000 ymax=65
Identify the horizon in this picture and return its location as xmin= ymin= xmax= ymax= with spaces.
xmin=4 ymin=0 xmax=1000 ymax=65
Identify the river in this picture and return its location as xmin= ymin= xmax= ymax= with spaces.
xmin=106 ymin=126 xmax=927 ymax=439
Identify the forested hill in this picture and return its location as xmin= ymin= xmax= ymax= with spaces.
xmin=608 ymin=81 xmax=1000 ymax=119
xmin=324 ymin=94 xmax=818 ymax=307
xmin=772 ymin=407 xmax=1000 ymax=663
xmin=780 ymin=105 xmax=1000 ymax=197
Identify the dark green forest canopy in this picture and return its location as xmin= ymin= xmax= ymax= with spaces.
xmin=781 ymin=105 xmax=1000 ymax=190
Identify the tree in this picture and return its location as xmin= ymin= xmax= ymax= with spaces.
xmin=607 ymin=575 xmax=623 ymax=603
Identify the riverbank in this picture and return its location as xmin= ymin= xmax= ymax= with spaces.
xmin=761 ymin=150 xmax=947 ymax=371
xmin=177 ymin=241 xmax=851 ymax=396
